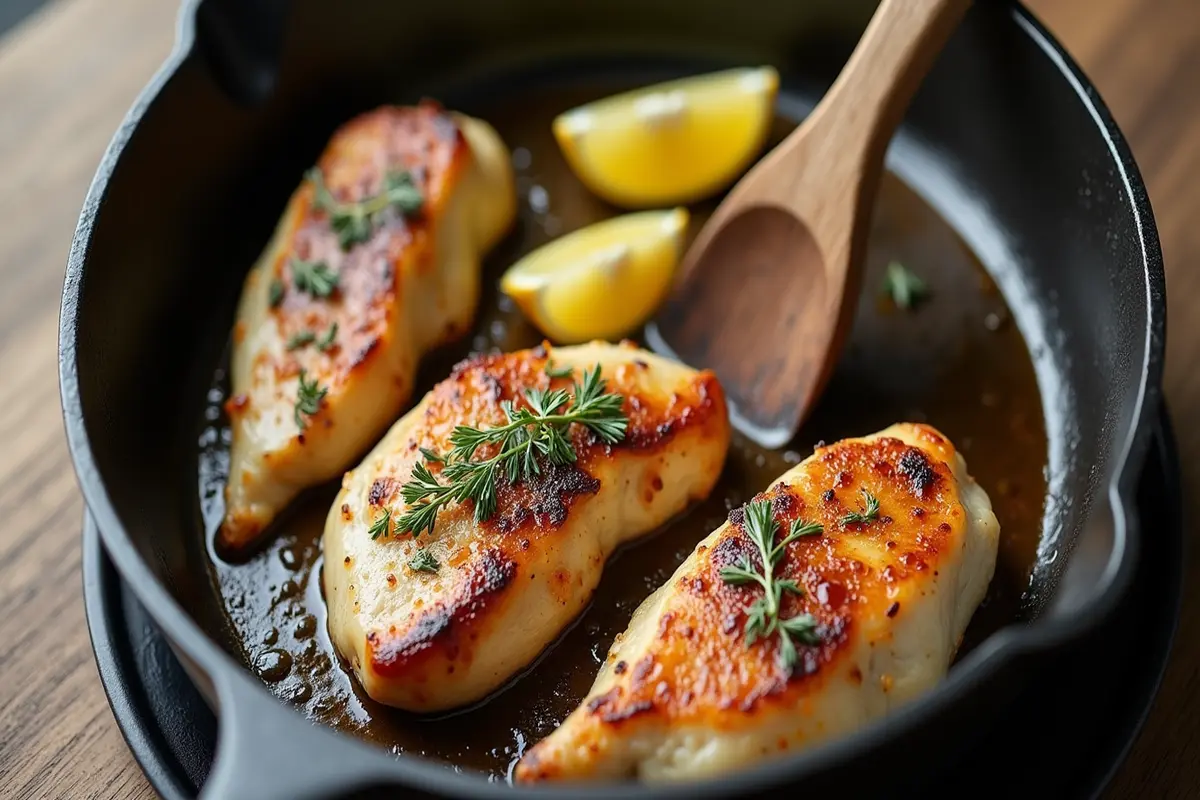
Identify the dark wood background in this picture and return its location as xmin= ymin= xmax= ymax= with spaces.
xmin=0 ymin=0 xmax=1195 ymax=796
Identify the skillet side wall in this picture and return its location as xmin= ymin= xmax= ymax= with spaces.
xmin=75 ymin=0 xmax=1145 ymax=634
xmin=64 ymin=0 xmax=1159 ymax=793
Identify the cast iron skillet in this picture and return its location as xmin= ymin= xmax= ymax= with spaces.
xmin=60 ymin=0 xmax=1165 ymax=797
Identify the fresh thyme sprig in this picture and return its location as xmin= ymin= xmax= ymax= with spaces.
xmin=308 ymin=167 xmax=424 ymax=250
xmin=287 ymin=323 xmax=338 ymax=353
xmin=316 ymin=322 xmax=338 ymax=352
xmin=368 ymin=508 xmax=391 ymax=540
xmin=286 ymin=330 xmax=315 ymax=351
xmin=544 ymin=360 xmax=574 ymax=379
xmin=883 ymin=261 xmax=928 ymax=310
xmin=394 ymin=365 xmax=628 ymax=537
xmin=418 ymin=447 xmax=445 ymax=464
xmin=268 ymin=278 xmax=285 ymax=308
xmin=720 ymin=500 xmax=823 ymax=673
xmin=840 ymin=487 xmax=880 ymax=527
xmin=408 ymin=548 xmax=440 ymax=574
xmin=290 ymin=258 xmax=338 ymax=297
xmin=293 ymin=369 xmax=327 ymax=430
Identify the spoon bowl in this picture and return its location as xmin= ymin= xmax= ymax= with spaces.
xmin=649 ymin=206 xmax=830 ymax=447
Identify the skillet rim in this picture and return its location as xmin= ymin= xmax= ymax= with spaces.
xmin=59 ymin=0 xmax=1166 ymax=795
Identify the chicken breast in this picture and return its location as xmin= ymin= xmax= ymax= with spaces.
xmin=220 ymin=102 xmax=516 ymax=551
xmin=516 ymin=423 xmax=998 ymax=783
xmin=323 ymin=341 xmax=730 ymax=712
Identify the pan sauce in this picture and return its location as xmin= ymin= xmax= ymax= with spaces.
xmin=198 ymin=83 xmax=1047 ymax=780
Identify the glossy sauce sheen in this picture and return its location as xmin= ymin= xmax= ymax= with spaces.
xmin=197 ymin=84 xmax=1047 ymax=780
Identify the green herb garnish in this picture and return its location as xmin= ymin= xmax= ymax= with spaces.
xmin=316 ymin=322 xmax=338 ymax=352
xmin=883 ymin=261 xmax=928 ymax=310
xmin=309 ymin=167 xmax=424 ymax=250
xmin=418 ymin=447 xmax=445 ymax=464
xmin=290 ymin=258 xmax=338 ymax=298
xmin=286 ymin=330 xmax=316 ymax=351
xmin=408 ymin=548 xmax=440 ymax=573
xmin=840 ymin=487 xmax=880 ymax=527
xmin=293 ymin=369 xmax=327 ymax=430
xmin=719 ymin=500 xmax=823 ymax=673
xmin=368 ymin=508 xmax=391 ymax=540
xmin=394 ymin=365 xmax=627 ymax=537
xmin=268 ymin=278 xmax=285 ymax=308
xmin=544 ymin=361 xmax=574 ymax=379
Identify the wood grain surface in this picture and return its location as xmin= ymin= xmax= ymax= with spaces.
xmin=0 ymin=0 xmax=1194 ymax=797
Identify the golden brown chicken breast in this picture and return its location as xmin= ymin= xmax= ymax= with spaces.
xmin=220 ymin=101 xmax=516 ymax=551
xmin=516 ymin=423 xmax=998 ymax=783
xmin=322 ymin=341 xmax=731 ymax=712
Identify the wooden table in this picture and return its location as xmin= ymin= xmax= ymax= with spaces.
xmin=0 ymin=0 xmax=1195 ymax=796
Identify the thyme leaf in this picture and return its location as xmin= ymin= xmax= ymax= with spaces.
xmin=883 ymin=261 xmax=928 ymax=310
xmin=293 ymin=369 xmax=327 ymax=430
xmin=840 ymin=487 xmax=880 ymax=527
xmin=290 ymin=258 xmax=338 ymax=298
xmin=316 ymin=322 xmax=338 ymax=352
xmin=308 ymin=167 xmax=424 ymax=251
xmin=286 ymin=330 xmax=315 ymax=351
xmin=408 ymin=548 xmax=440 ymax=573
xmin=368 ymin=507 xmax=392 ymax=540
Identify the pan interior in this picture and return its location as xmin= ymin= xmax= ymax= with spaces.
xmin=191 ymin=54 xmax=1052 ymax=779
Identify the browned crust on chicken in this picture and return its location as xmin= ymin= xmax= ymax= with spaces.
xmin=361 ymin=343 xmax=727 ymax=685
xmin=381 ymin=344 xmax=725 ymax=541
xmin=223 ymin=102 xmax=470 ymax=429
xmin=367 ymin=548 xmax=519 ymax=682
xmin=516 ymin=425 xmax=964 ymax=781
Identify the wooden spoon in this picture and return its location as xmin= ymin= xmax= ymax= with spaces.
xmin=647 ymin=0 xmax=971 ymax=448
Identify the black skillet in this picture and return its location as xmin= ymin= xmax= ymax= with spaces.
xmin=81 ymin=404 xmax=1186 ymax=799
xmin=60 ymin=0 xmax=1166 ymax=797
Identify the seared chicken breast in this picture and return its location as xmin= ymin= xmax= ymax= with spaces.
xmin=323 ymin=341 xmax=730 ymax=712
xmin=220 ymin=102 xmax=516 ymax=550
xmin=516 ymin=423 xmax=998 ymax=783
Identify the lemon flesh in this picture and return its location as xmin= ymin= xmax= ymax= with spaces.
xmin=553 ymin=66 xmax=779 ymax=208
xmin=500 ymin=208 xmax=689 ymax=344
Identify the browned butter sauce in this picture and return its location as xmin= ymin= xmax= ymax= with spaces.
xmin=198 ymin=84 xmax=1046 ymax=780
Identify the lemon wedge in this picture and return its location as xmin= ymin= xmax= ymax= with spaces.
xmin=552 ymin=66 xmax=779 ymax=208
xmin=500 ymin=208 xmax=689 ymax=344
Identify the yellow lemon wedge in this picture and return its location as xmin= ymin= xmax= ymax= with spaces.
xmin=500 ymin=208 xmax=689 ymax=344
xmin=552 ymin=66 xmax=779 ymax=208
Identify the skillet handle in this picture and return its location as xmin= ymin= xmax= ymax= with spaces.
xmin=191 ymin=0 xmax=290 ymax=105
xmin=201 ymin=668 xmax=401 ymax=800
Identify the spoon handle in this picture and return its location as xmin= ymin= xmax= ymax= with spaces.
xmin=813 ymin=0 xmax=972 ymax=152
xmin=748 ymin=0 xmax=971 ymax=248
